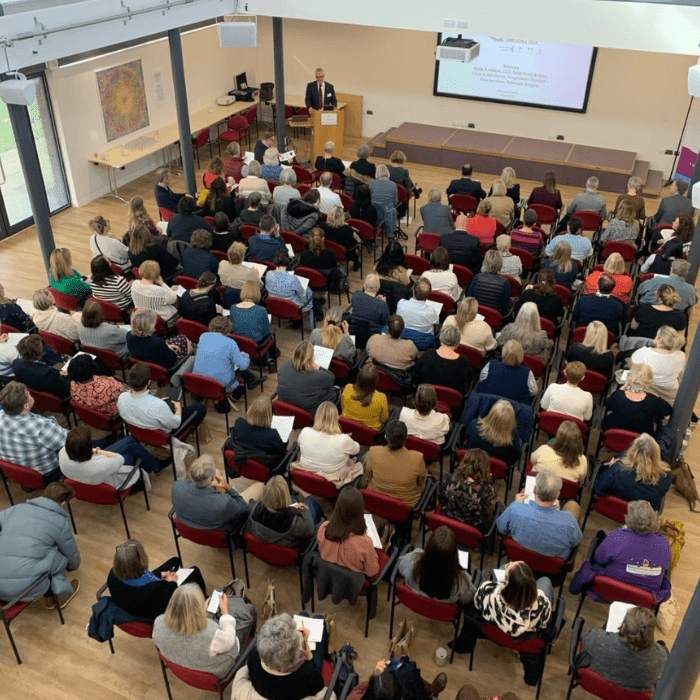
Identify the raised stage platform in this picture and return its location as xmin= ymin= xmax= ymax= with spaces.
xmin=370 ymin=122 xmax=663 ymax=196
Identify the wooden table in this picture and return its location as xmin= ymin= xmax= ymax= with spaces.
xmin=89 ymin=98 xmax=259 ymax=197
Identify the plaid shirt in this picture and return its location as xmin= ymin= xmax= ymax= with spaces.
xmin=0 ymin=412 xmax=68 ymax=474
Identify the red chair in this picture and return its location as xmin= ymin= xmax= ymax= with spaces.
xmin=49 ymin=287 xmax=82 ymax=313
xmin=597 ymin=429 xmax=640 ymax=457
xmin=0 ymin=323 xmax=21 ymax=334
xmin=415 ymin=231 xmax=441 ymax=256
xmin=348 ymin=218 xmax=381 ymax=262
xmin=219 ymin=114 xmax=249 ymax=148
xmin=502 ymin=274 xmax=522 ymax=298
xmin=176 ymin=318 xmax=209 ymax=344
xmin=528 ymin=204 xmax=559 ymax=230
xmin=127 ymin=358 xmax=173 ymax=387
xmin=396 ymin=184 xmax=416 ymax=225
xmin=173 ymin=275 xmax=198 ymax=290
xmin=211 ymin=249 xmax=228 ymax=262
xmin=230 ymin=333 xmax=276 ymax=378
xmin=267 ymin=297 xmax=310 ymax=340
xmin=280 ymin=229 xmax=308 ymax=254
xmin=240 ymin=224 xmax=260 ymax=242
xmin=406 ymin=433 xmax=450 ymax=479
xmin=244 ymin=104 xmax=258 ymax=140
xmin=537 ymin=411 xmax=589 ymax=442
xmin=292 ymin=164 xmax=313 ymax=184
xmin=404 ymin=253 xmax=430 ymax=278
xmin=132 ymin=266 xmax=142 ymax=280
xmin=554 ymin=284 xmax=573 ymax=309
xmin=456 ymin=344 xmax=486 ymax=371
xmin=571 ymin=210 xmax=603 ymax=235
xmin=509 ymin=246 xmax=537 ymax=272
xmin=1 ymin=571 xmax=64 ymax=664
xmin=477 ymin=305 xmax=504 ymax=331
xmin=37 ymin=329 xmax=78 ymax=356
xmin=390 ymin=562 xmax=462 ymax=663
xmin=290 ymin=467 xmax=340 ymax=500
xmin=95 ymin=582 xmax=153 ymax=654
xmin=125 ymin=421 xmax=200 ymax=479
xmin=559 ymin=364 xmax=607 ymax=401
xmin=568 ymin=325 xmax=615 ymax=349
xmin=523 ymin=354 xmax=546 ymax=382
xmin=64 ymin=467 xmax=149 ymax=538
xmin=272 ymin=399 xmax=315 ymax=429
xmin=375 ymin=368 xmax=408 ymax=403
xmin=427 ymin=383 xmax=464 ymax=419
xmin=455 ymin=449 xmax=514 ymax=494
xmin=169 ymin=507 xmax=239 ymax=579
xmin=93 ymin=297 xmax=127 ymax=323
xmin=324 ymin=239 xmax=357 ymax=280
xmin=158 ymin=208 xmax=175 ymax=223
xmin=452 ymin=263 xmax=474 ymax=288
xmin=450 ymin=194 xmax=479 ymax=216
xmin=223 ymin=447 xmax=274 ymax=484
xmin=0 ymin=458 xmax=52 ymax=504
xmin=566 ymin=617 xmax=653 ymax=700
xmin=297 ymin=183 xmax=312 ymax=196
xmin=241 ymin=532 xmax=306 ymax=606
xmin=339 ymin=192 xmax=353 ymax=212
xmin=295 ymin=266 xmax=331 ymax=306
xmin=27 ymin=388 xmax=72 ymax=427
xmin=182 ymin=372 xmax=236 ymax=431
xmin=522 ymin=459 xmax=582 ymax=502
xmin=361 ymin=488 xmax=419 ymax=544
xmin=428 ymin=290 xmax=456 ymax=320
xmin=191 ymin=128 xmax=212 ymax=168
xmin=70 ymin=400 xmax=124 ymax=436
xmin=338 ymin=415 xmax=382 ymax=448
xmin=601 ymin=240 xmax=637 ymax=264
xmin=80 ymin=345 xmax=129 ymax=381
xmin=470 ymin=594 xmax=566 ymax=700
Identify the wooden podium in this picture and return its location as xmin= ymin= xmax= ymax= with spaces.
xmin=310 ymin=109 xmax=344 ymax=163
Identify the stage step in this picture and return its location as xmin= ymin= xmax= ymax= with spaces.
xmin=632 ymin=159 xmax=651 ymax=185
xmin=368 ymin=127 xmax=395 ymax=158
xmin=644 ymin=169 xmax=665 ymax=197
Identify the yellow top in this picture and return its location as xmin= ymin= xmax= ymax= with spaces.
xmin=341 ymin=384 xmax=389 ymax=430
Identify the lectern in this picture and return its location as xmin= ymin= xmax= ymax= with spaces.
xmin=310 ymin=109 xmax=344 ymax=163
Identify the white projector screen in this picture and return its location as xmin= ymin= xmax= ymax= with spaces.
xmin=434 ymin=34 xmax=597 ymax=113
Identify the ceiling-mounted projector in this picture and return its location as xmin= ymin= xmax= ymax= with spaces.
xmin=0 ymin=72 xmax=36 ymax=106
xmin=437 ymin=35 xmax=480 ymax=63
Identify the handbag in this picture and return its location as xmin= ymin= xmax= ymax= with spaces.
xmin=656 ymin=594 xmax=678 ymax=635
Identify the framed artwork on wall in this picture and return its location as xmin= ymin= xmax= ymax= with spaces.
xmin=96 ymin=59 xmax=150 ymax=142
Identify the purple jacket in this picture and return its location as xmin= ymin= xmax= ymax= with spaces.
xmin=570 ymin=528 xmax=672 ymax=602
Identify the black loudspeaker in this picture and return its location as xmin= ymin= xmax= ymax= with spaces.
xmin=260 ymin=82 xmax=274 ymax=102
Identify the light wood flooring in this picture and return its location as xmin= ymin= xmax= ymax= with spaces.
xmin=1 ymin=135 xmax=699 ymax=700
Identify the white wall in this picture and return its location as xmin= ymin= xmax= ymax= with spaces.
xmin=47 ymin=25 xmax=259 ymax=205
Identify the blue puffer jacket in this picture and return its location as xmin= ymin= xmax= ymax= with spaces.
xmin=0 ymin=497 xmax=80 ymax=601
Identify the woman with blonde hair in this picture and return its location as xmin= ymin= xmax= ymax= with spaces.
xmin=128 ymin=223 xmax=180 ymax=281
xmin=31 ymin=287 xmax=80 ymax=342
xmin=604 ymin=363 xmax=672 ymax=436
xmin=88 ymin=215 xmax=130 ymax=267
xmin=543 ymin=240 xmax=578 ymax=288
xmin=531 ymin=420 xmax=588 ymax=485
xmin=310 ymin=307 xmax=356 ymax=362
xmin=491 ymin=234 xmax=522 ymax=281
xmin=477 ymin=339 xmax=537 ymax=405
xmin=488 ymin=166 xmax=520 ymax=208
xmin=484 ymin=178 xmax=514 ymax=227
xmin=229 ymin=280 xmax=272 ymax=362
xmin=297 ymin=401 xmax=361 ymax=487
xmin=440 ymin=448 xmax=497 ymax=532
xmin=443 ymin=297 xmax=497 ymax=355
xmin=250 ymin=475 xmax=322 ymax=549
xmin=599 ymin=198 xmax=639 ymax=245
xmin=583 ymin=253 xmax=633 ymax=302
xmin=227 ymin=396 xmax=286 ymax=468
xmin=628 ymin=284 xmax=686 ymax=339
xmin=153 ymin=584 xmax=250 ymax=678
xmin=593 ymin=433 xmax=671 ymax=510
xmin=277 ymin=340 xmax=337 ymax=413
xmin=422 ymin=246 xmax=461 ymax=301
xmin=399 ymin=384 xmax=450 ymax=444
xmin=341 ymin=362 xmax=389 ymax=430
xmin=629 ymin=326 xmax=685 ymax=404
xmin=127 ymin=195 xmax=162 ymax=237
xmin=130 ymin=260 xmax=179 ymax=321
xmin=49 ymin=248 xmax=91 ymax=299
xmin=497 ymin=302 xmax=551 ymax=362
xmin=219 ymin=241 xmax=262 ymax=292
xmin=466 ymin=399 xmax=521 ymax=464
xmin=566 ymin=320 xmax=614 ymax=377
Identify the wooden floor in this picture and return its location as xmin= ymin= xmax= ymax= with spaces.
xmin=1 ymin=135 xmax=700 ymax=700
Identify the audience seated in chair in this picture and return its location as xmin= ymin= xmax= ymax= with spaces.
xmin=466 ymin=200 xmax=498 ymax=247
xmin=571 ymin=274 xmax=623 ymax=333
xmin=399 ymin=384 xmax=451 ymax=445
xmin=31 ymin=287 xmax=80 ymax=343
xmin=467 ymin=250 xmax=511 ymax=316
xmin=465 ymin=399 xmax=522 ymax=466
xmin=414 ymin=325 xmax=473 ymax=395
xmin=49 ymin=247 xmax=92 ymax=301
xmin=265 ymin=248 xmax=315 ymax=334
xmin=638 ymin=258 xmax=696 ymax=310
xmin=441 ymin=214 xmax=483 ymax=273
xmin=497 ymin=302 xmax=551 ymax=363
xmin=542 ymin=240 xmax=579 ymax=289
xmin=539 ymin=361 xmax=593 ymax=422
xmin=396 ymin=278 xmax=439 ymax=350
xmin=311 ymin=307 xmax=356 ymax=363
xmin=167 ymin=194 xmax=213 ymax=243
xmin=130 ymin=260 xmax=180 ymax=322
xmin=477 ymin=340 xmax=537 ymax=405
xmin=422 ymin=246 xmax=461 ymax=301
xmin=342 ymin=363 xmax=389 ymax=430
xmin=220 ymin=241 xmax=264 ymax=292
xmin=527 ymin=170 xmax=562 ymax=211
xmin=12 ymin=333 xmax=70 ymax=400
xmin=349 ymin=274 xmax=390 ymax=338
xmin=483 ymin=178 xmax=514 ymax=229
xmin=178 ymin=272 xmax=222 ymax=327
xmin=566 ymin=321 xmax=614 ymax=378
xmin=443 ymin=297 xmax=497 ymax=355
xmin=366 ymin=315 xmax=418 ymax=379
xmin=277 ymin=341 xmax=336 ymax=414
xmin=88 ymin=215 xmax=130 ymax=269
xmin=79 ymin=298 xmax=129 ymax=358
xmin=530 ymin=420 xmax=588 ymax=486
xmin=420 ymin=188 xmax=454 ymax=237
xmin=181 ymin=229 xmax=220 ymax=280
xmin=67 ymin=353 xmax=126 ymax=417
xmin=154 ymin=167 xmax=184 ymax=213
xmin=128 ymin=224 xmax=181 ymax=283
xmin=446 ymin=163 xmax=486 ymax=201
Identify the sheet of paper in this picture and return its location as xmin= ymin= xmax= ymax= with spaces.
xmin=313 ymin=345 xmax=334 ymax=370
xmin=62 ymin=351 xmax=96 ymax=371
xmin=243 ymin=151 xmax=255 ymax=165
xmin=293 ymin=615 xmax=324 ymax=643
xmin=606 ymin=601 xmax=635 ymax=633
xmin=268 ymin=314 xmax=272 ymax=324
xmin=242 ymin=261 xmax=268 ymax=277
xmin=349 ymin=336 xmax=355 ymax=346
xmin=364 ymin=514 xmax=383 ymax=549
xmin=406 ymin=268 xmax=413 ymax=278
xmin=14 ymin=298 xmax=35 ymax=316
xmin=296 ymin=274 xmax=310 ymax=292
xmin=524 ymin=475 xmax=537 ymax=499
xmin=475 ymin=314 xmax=485 ymax=322
xmin=286 ymin=243 xmax=295 ymax=257
xmin=118 ymin=324 xmax=131 ymax=333
xmin=494 ymin=568 xmax=506 ymax=583
xmin=619 ymin=370 xmax=629 ymax=382
xmin=221 ymin=309 xmax=230 ymax=317
xmin=448 ymin=264 xmax=454 ymax=271
xmin=175 ymin=568 xmax=194 ymax=586
xmin=271 ymin=415 xmax=295 ymax=443
xmin=425 ymin=299 xmax=443 ymax=316
xmin=175 ymin=285 xmax=186 ymax=297
xmin=458 ymin=550 xmax=470 ymax=570
xmin=342 ymin=160 xmax=352 ymax=168
xmin=6 ymin=333 xmax=28 ymax=346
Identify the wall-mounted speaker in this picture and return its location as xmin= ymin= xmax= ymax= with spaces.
xmin=219 ymin=22 xmax=257 ymax=49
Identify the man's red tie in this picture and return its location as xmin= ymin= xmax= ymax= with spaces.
xmin=318 ymin=83 xmax=323 ymax=109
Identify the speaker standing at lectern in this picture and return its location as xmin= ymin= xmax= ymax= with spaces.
xmin=305 ymin=67 xmax=337 ymax=113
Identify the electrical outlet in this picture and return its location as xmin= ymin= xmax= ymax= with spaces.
xmin=468 ymin=123 xmax=475 ymax=129
xmin=556 ymin=135 xmax=565 ymax=140
xmin=456 ymin=21 xmax=468 ymax=29
xmin=444 ymin=19 xmax=455 ymax=28
xmin=366 ymin=110 xmax=373 ymax=115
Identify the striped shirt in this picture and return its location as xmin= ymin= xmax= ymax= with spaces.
xmin=87 ymin=275 xmax=133 ymax=310
xmin=0 ymin=412 xmax=68 ymax=474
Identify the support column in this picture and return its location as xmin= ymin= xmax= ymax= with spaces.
xmin=653 ymin=575 xmax=700 ymax=700
xmin=273 ymin=17 xmax=286 ymax=152
xmin=168 ymin=27 xmax=196 ymax=195
xmin=686 ymin=150 xmax=700 ymax=285
xmin=6 ymin=102 xmax=55 ymax=278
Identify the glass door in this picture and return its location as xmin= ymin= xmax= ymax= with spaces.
xmin=0 ymin=74 xmax=69 ymax=239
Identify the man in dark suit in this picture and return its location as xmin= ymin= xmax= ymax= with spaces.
xmin=571 ymin=274 xmax=624 ymax=332
xmin=304 ymin=68 xmax=337 ymax=112
xmin=652 ymin=179 xmax=695 ymax=225
xmin=441 ymin=227 xmax=483 ymax=273
xmin=154 ymin=167 xmax=185 ymax=213
xmin=446 ymin=163 xmax=486 ymax=201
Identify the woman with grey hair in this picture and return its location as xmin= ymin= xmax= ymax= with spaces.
xmin=273 ymin=167 xmax=301 ymax=206
xmin=369 ymin=164 xmax=399 ymax=236
xmin=414 ymin=323 xmax=473 ymax=394
xmin=238 ymin=160 xmax=272 ymax=204
xmin=570 ymin=499 xmax=672 ymax=602
xmin=467 ymin=249 xmax=511 ymax=315
xmin=238 ymin=613 xmax=327 ymax=700
xmin=419 ymin=188 xmax=455 ymax=236
xmin=348 ymin=144 xmax=376 ymax=178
